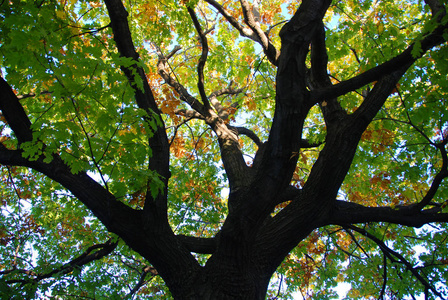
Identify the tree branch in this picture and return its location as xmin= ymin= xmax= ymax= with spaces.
xmin=187 ymin=6 xmax=212 ymax=111
xmin=346 ymin=225 xmax=446 ymax=299
xmin=37 ymin=239 xmax=118 ymax=281
xmin=4 ymin=239 xmax=118 ymax=285
xmin=231 ymin=125 xmax=262 ymax=147
xmin=103 ymin=0 xmax=171 ymax=215
xmin=175 ymin=109 xmax=205 ymax=120
xmin=204 ymin=0 xmax=259 ymax=39
xmin=216 ymin=0 xmax=332 ymax=245
xmin=413 ymin=142 xmax=448 ymax=211
xmin=309 ymin=21 xmax=346 ymax=125
xmin=0 ymin=77 xmax=140 ymax=233
xmin=204 ymin=0 xmax=280 ymax=65
xmin=127 ymin=265 xmax=158 ymax=298
xmin=155 ymin=46 xmax=250 ymax=210
xmin=0 ymin=143 xmax=142 ymax=236
xmin=155 ymin=44 xmax=208 ymax=117
xmin=239 ymin=0 xmax=280 ymax=65
xmin=331 ymin=200 xmax=448 ymax=227
xmin=16 ymin=90 xmax=52 ymax=100
xmin=311 ymin=19 xmax=448 ymax=102
xmin=0 ymin=77 xmax=33 ymax=144
xmin=208 ymin=83 xmax=244 ymax=119
xmin=379 ymin=252 xmax=387 ymax=300
xmin=104 ymin=2 xmax=201 ymax=290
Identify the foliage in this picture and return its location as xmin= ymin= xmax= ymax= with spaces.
xmin=0 ymin=0 xmax=448 ymax=299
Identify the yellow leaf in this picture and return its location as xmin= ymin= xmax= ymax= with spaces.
xmin=377 ymin=22 xmax=384 ymax=34
xmin=55 ymin=10 xmax=65 ymax=19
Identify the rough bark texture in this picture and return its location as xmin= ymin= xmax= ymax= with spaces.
xmin=1 ymin=0 xmax=448 ymax=298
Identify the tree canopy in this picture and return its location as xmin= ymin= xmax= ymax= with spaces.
xmin=1 ymin=0 xmax=448 ymax=298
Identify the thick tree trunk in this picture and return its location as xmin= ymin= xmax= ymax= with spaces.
xmin=181 ymin=263 xmax=272 ymax=300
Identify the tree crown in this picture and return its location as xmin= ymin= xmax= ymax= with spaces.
xmin=0 ymin=0 xmax=448 ymax=298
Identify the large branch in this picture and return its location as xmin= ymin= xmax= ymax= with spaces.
xmin=231 ymin=125 xmax=262 ymax=146
xmin=103 ymin=0 xmax=201 ymax=287
xmin=0 ymin=77 xmax=33 ymax=144
xmin=4 ymin=239 xmax=118 ymax=285
xmin=0 ymin=77 xmax=151 ymax=255
xmin=294 ymin=12 xmax=447 ymax=220
xmin=308 ymin=22 xmax=346 ymax=125
xmin=0 ymin=78 xmax=132 ymax=229
xmin=127 ymin=265 xmax=158 ymax=298
xmin=155 ymin=45 xmax=251 ymax=196
xmin=103 ymin=0 xmax=171 ymax=217
xmin=239 ymin=0 xmax=280 ymax=65
xmin=251 ymin=69 xmax=414 ymax=273
xmin=330 ymin=200 xmax=448 ymax=227
xmin=187 ymin=6 xmax=212 ymax=111
xmin=208 ymin=83 xmax=244 ymax=120
xmin=252 ymin=9 xmax=448 ymax=276
xmin=0 ymin=144 xmax=142 ymax=237
xmin=155 ymin=45 xmax=208 ymax=117
xmin=311 ymin=19 xmax=448 ymax=102
xmin=244 ymin=0 xmax=332 ymax=221
xmin=414 ymin=142 xmax=448 ymax=211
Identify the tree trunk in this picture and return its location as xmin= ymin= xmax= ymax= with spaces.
xmin=185 ymin=263 xmax=272 ymax=299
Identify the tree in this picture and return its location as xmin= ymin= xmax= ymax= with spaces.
xmin=0 ymin=0 xmax=448 ymax=298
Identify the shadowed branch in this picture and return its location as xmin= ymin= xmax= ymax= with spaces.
xmin=3 ymin=239 xmax=118 ymax=285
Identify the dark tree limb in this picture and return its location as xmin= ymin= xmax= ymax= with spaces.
xmin=252 ymin=24 xmax=444 ymax=273
xmin=413 ymin=142 xmax=448 ymax=211
xmin=4 ymin=239 xmax=117 ymax=285
xmin=203 ymin=0 xmax=253 ymax=37
xmin=344 ymin=227 xmax=370 ymax=258
xmin=309 ymin=21 xmax=346 ymax=125
xmin=312 ymin=18 xmax=448 ymax=103
xmin=16 ymin=90 xmax=52 ymax=100
xmin=127 ymin=265 xmax=158 ymax=298
xmin=0 ymin=143 xmax=141 ymax=237
xmin=214 ymin=0 xmax=330 ymax=251
xmin=0 ymin=2 xmax=204 ymax=297
xmin=247 ymin=0 xmax=332 ymax=218
xmin=166 ymin=45 xmax=182 ymax=60
xmin=103 ymin=0 xmax=171 ymax=217
xmin=300 ymin=138 xmax=323 ymax=148
xmin=187 ymin=6 xmax=212 ymax=112
xmin=378 ymin=252 xmax=387 ymax=300
xmin=231 ymin=125 xmax=262 ymax=147
xmin=0 ymin=77 xmax=33 ymax=144
xmin=0 ymin=77 xmax=137 ymax=233
xmin=209 ymin=0 xmax=333 ymax=267
xmin=254 ymin=13 xmax=395 ymax=269
xmin=36 ymin=239 xmax=118 ymax=281
xmin=330 ymin=200 xmax=448 ymax=227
